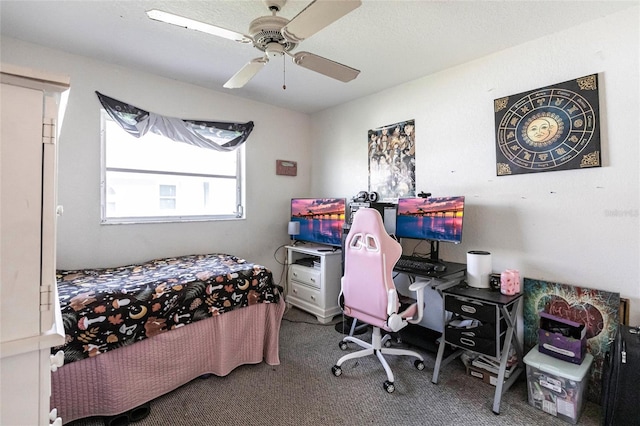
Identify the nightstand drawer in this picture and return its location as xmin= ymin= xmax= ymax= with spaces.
xmin=288 ymin=281 xmax=322 ymax=307
xmin=444 ymin=295 xmax=497 ymax=323
xmin=290 ymin=265 xmax=321 ymax=289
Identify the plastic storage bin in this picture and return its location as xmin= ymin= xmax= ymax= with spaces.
xmin=524 ymin=346 xmax=593 ymax=424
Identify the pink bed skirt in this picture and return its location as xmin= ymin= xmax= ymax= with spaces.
xmin=51 ymin=298 xmax=285 ymax=424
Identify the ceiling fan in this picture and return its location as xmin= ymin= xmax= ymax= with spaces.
xmin=146 ymin=0 xmax=362 ymax=89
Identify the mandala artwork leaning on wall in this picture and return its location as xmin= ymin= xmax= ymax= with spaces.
xmin=523 ymin=278 xmax=619 ymax=403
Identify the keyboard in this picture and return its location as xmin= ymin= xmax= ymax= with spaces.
xmin=394 ymin=255 xmax=438 ymax=274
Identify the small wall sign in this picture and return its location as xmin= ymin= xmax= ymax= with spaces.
xmin=276 ymin=159 xmax=297 ymax=176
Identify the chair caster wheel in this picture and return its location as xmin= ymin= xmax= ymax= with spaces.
xmin=414 ymin=360 xmax=425 ymax=371
xmin=339 ymin=341 xmax=348 ymax=351
xmin=383 ymin=339 xmax=392 ymax=348
xmin=332 ymin=365 xmax=342 ymax=377
xmin=383 ymin=380 xmax=395 ymax=393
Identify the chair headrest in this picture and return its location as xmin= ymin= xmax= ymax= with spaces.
xmin=349 ymin=207 xmax=386 ymax=235
xmin=346 ymin=208 xmax=401 ymax=260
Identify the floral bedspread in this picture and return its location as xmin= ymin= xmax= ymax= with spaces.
xmin=54 ymin=254 xmax=281 ymax=364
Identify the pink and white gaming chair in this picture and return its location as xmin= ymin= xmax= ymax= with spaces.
xmin=331 ymin=208 xmax=428 ymax=393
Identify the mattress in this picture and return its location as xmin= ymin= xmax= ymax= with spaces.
xmin=54 ymin=253 xmax=281 ymax=364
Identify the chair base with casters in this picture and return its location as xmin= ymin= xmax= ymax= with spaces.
xmin=332 ymin=326 xmax=425 ymax=393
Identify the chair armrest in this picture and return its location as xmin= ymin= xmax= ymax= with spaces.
xmin=406 ymin=279 xmax=431 ymax=324
xmin=387 ymin=289 xmax=398 ymax=316
xmin=408 ymin=280 xmax=429 ymax=293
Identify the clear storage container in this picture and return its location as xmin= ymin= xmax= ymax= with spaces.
xmin=523 ymin=345 xmax=593 ymax=424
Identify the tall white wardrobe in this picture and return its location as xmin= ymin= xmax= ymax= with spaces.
xmin=1 ymin=64 xmax=69 ymax=425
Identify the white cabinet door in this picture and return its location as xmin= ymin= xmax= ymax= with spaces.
xmin=0 ymin=82 xmax=44 ymax=343
xmin=0 ymin=65 xmax=68 ymax=426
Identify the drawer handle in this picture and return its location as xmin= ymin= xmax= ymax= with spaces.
xmin=292 ymin=272 xmax=298 ymax=278
xmin=311 ymin=295 xmax=316 ymax=301
xmin=310 ymin=278 xmax=316 ymax=283
xmin=460 ymin=337 xmax=475 ymax=347
xmin=461 ymin=305 xmax=477 ymax=314
xmin=292 ymin=288 xmax=298 ymax=294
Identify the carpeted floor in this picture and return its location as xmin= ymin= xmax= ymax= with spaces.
xmin=68 ymin=305 xmax=601 ymax=426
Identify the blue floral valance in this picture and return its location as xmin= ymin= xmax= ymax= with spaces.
xmin=96 ymin=91 xmax=253 ymax=152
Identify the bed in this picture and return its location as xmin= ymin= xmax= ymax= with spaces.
xmin=50 ymin=254 xmax=285 ymax=424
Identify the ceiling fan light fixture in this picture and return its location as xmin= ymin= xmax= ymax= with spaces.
xmin=265 ymin=42 xmax=285 ymax=58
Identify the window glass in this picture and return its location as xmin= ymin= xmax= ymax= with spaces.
xmin=101 ymin=112 xmax=243 ymax=223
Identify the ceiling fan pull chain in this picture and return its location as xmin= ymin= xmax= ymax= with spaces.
xmin=282 ymin=54 xmax=286 ymax=90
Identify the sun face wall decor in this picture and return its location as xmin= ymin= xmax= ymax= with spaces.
xmin=494 ymin=74 xmax=601 ymax=176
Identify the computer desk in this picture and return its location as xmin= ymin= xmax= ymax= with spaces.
xmin=395 ymin=262 xmax=523 ymax=414
xmin=431 ymin=283 xmax=524 ymax=414
xmin=392 ymin=261 xmax=467 ymax=353
xmin=393 ymin=259 xmax=467 ymax=290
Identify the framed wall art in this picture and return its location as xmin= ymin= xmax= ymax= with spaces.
xmin=368 ymin=119 xmax=415 ymax=201
xmin=494 ymin=74 xmax=601 ymax=176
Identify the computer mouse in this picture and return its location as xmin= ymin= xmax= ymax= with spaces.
xmin=434 ymin=263 xmax=447 ymax=272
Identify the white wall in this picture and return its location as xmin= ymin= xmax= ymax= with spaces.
xmin=1 ymin=37 xmax=312 ymax=276
xmin=310 ymin=8 xmax=640 ymax=325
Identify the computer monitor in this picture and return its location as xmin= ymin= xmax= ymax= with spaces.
xmin=396 ymin=196 xmax=465 ymax=244
xmin=348 ymin=201 xmax=397 ymax=234
xmin=290 ymin=198 xmax=346 ymax=247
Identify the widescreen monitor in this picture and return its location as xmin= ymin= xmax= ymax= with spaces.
xmin=290 ymin=198 xmax=346 ymax=247
xmin=396 ymin=196 xmax=465 ymax=244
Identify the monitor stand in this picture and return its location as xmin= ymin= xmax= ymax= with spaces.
xmin=429 ymin=240 xmax=441 ymax=262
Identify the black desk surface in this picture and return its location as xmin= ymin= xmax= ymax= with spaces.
xmin=443 ymin=282 xmax=523 ymax=306
xmin=394 ymin=260 xmax=466 ymax=279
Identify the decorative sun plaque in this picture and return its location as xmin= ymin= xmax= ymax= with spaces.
xmin=494 ymin=74 xmax=601 ymax=176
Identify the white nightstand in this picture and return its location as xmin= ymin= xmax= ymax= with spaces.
xmin=286 ymin=245 xmax=342 ymax=323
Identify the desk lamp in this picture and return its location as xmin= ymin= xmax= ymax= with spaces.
xmin=288 ymin=221 xmax=300 ymax=245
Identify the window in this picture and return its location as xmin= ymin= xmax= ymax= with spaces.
xmin=159 ymin=184 xmax=176 ymax=210
xmin=101 ymin=111 xmax=244 ymax=223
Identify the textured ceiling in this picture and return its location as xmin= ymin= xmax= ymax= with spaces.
xmin=1 ymin=1 xmax=636 ymax=113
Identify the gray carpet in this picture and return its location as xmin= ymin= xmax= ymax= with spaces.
xmin=69 ymin=306 xmax=601 ymax=426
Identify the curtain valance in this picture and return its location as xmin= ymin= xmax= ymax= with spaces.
xmin=96 ymin=91 xmax=253 ymax=152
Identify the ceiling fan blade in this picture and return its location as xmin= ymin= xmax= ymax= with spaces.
xmin=223 ymin=57 xmax=269 ymax=89
xmin=146 ymin=9 xmax=252 ymax=44
xmin=291 ymin=51 xmax=360 ymax=83
xmin=281 ymin=0 xmax=362 ymax=43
